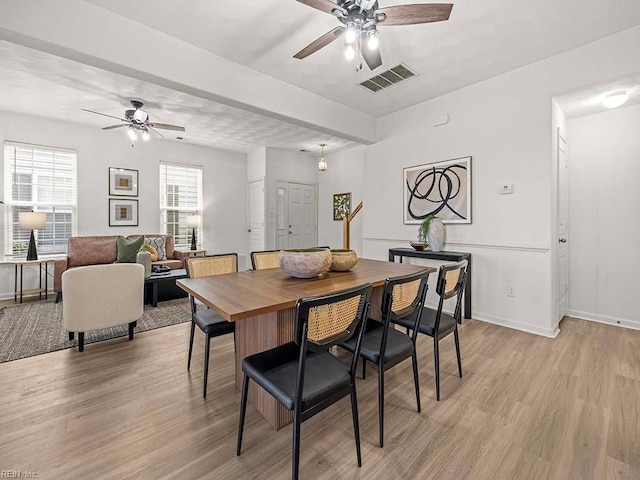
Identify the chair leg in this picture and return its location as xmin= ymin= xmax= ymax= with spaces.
xmin=350 ymin=384 xmax=362 ymax=467
xmin=187 ymin=321 xmax=196 ymax=370
xmin=454 ymin=327 xmax=463 ymax=378
xmin=236 ymin=374 xmax=249 ymax=456
xmin=78 ymin=332 xmax=84 ymax=352
xmin=55 ymin=292 xmax=62 ymax=303
xmin=411 ymin=349 xmax=421 ymax=413
xmin=434 ymin=337 xmax=441 ymax=401
xmin=128 ymin=322 xmax=135 ymax=341
xmin=361 ymin=358 xmax=366 ymax=379
xmin=292 ymin=408 xmax=302 ymax=480
xmin=378 ymin=365 xmax=385 ymax=448
xmin=203 ymin=335 xmax=211 ymax=399
xmin=68 ymin=331 xmax=74 ymax=341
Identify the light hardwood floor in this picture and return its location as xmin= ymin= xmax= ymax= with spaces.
xmin=0 ymin=314 xmax=639 ymax=479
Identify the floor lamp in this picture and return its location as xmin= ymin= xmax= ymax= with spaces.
xmin=186 ymin=214 xmax=201 ymax=251
xmin=19 ymin=212 xmax=47 ymax=261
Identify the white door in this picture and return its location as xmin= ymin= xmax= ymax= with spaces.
xmin=275 ymin=182 xmax=288 ymax=250
xmin=557 ymin=129 xmax=569 ymax=321
xmin=248 ymin=180 xmax=265 ymax=258
xmin=284 ymin=182 xmax=317 ymax=249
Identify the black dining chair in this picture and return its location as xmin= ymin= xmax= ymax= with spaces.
xmin=339 ymin=269 xmax=431 ymax=448
xmin=392 ymin=261 xmax=468 ymax=401
xmin=186 ymin=254 xmax=238 ymax=399
xmin=236 ymin=283 xmax=373 ymax=480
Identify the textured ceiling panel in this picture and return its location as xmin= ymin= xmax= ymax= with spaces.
xmin=86 ymin=0 xmax=640 ymax=117
xmin=0 ymin=41 xmax=358 ymax=154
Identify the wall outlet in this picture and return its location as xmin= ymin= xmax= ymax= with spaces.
xmin=507 ymin=285 xmax=515 ymax=297
xmin=500 ymin=184 xmax=514 ymax=194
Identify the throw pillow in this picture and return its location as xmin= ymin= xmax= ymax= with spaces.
xmin=145 ymin=236 xmax=167 ymax=260
xmin=140 ymin=243 xmax=158 ymax=262
xmin=116 ymin=235 xmax=144 ymax=263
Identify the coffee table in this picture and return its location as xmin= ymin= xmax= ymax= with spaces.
xmin=144 ymin=268 xmax=188 ymax=307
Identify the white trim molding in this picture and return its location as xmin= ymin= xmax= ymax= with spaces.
xmin=472 ymin=311 xmax=560 ymax=338
xmin=568 ymin=310 xmax=640 ymax=331
xmin=363 ymin=237 xmax=549 ymax=253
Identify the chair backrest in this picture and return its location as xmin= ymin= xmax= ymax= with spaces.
xmin=62 ymin=263 xmax=144 ymax=332
xmin=187 ymin=253 xmax=238 ymax=278
xmin=251 ymin=250 xmax=281 ymax=270
xmin=434 ymin=260 xmax=468 ymax=326
xmin=379 ymin=269 xmax=431 ymax=353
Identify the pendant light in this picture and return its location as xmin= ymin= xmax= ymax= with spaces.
xmin=318 ymin=144 xmax=328 ymax=172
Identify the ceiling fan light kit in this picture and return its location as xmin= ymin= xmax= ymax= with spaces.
xmin=295 ymin=0 xmax=453 ymax=71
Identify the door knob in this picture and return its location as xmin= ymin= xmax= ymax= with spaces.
xmin=288 ymin=231 xmax=292 ymax=234
xmin=559 ymin=238 xmax=567 ymax=243
xmin=247 ymin=229 xmax=251 ymax=233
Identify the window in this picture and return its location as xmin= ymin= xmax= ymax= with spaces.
xmin=3 ymin=142 xmax=77 ymax=256
xmin=159 ymin=163 xmax=203 ymax=246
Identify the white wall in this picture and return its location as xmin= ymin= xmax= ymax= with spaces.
xmin=317 ymin=146 xmax=365 ymax=253
xmin=316 ymin=26 xmax=640 ymax=337
xmin=567 ymin=104 xmax=640 ymax=329
xmin=0 ymin=110 xmax=247 ymax=299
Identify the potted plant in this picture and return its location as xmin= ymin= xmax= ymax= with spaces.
xmin=412 ymin=215 xmax=446 ymax=252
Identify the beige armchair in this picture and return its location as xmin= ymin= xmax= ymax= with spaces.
xmin=63 ymin=264 xmax=144 ymax=352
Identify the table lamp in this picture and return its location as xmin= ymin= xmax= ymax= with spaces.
xmin=19 ymin=212 xmax=47 ymax=261
xmin=186 ymin=214 xmax=201 ymax=251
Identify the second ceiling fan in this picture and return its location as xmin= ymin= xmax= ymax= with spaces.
xmin=294 ymin=0 xmax=453 ymax=70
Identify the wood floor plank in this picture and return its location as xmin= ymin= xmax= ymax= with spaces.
xmin=0 ymin=315 xmax=639 ymax=479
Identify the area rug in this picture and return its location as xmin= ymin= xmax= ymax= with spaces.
xmin=0 ymin=298 xmax=191 ymax=363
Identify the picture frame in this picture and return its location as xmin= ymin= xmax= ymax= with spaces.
xmin=333 ymin=192 xmax=351 ymax=221
xmin=403 ymin=156 xmax=472 ymax=224
xmin=109 ymin=167 xmax=139 ymax=197
xmin=109 ymin=198 xmax=139 ymax=227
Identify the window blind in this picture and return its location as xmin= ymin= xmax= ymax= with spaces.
xmin=159 ymin=163 xmax=203 ymax=246
xmin=3 ymin=142 xmax=77 ymax=256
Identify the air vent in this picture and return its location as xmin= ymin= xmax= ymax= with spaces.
xmin=358 ymin=63 xmax=417 ymax=94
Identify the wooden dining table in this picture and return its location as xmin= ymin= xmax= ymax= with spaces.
xmin=177 ymin=258 xmax=435 ymax=430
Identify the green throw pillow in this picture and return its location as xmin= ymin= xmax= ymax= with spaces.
xmin=116 ymin=235 xmax=144 ymax=263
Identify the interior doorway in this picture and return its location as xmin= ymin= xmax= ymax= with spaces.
xmin=275 ymin=181 xmax=317 ymax=249
xmin=248 ymin=179 xmax=265 ymax=263
xmin=557 ymin=128 xmax=569 ymax=322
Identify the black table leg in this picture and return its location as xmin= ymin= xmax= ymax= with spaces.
xmin=20 ymin=264 xmax=23 ymax=304
xmin=152 ymin=283 xmax=158 ymax=307
xmin=39 ymin=262 xmax=42 ymax=300
xmin=45 ymin=262 xmax=49 ymax=300
xmin=388 ymin=252 xmax=394 ymax=262
xmin=14 ymin=264 xmax=17 ymax=303
xmin=464 ymin=256 xmax=472 ymax=320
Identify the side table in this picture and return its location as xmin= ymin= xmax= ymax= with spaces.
xmin=10 ymin=259 xmax=54 ymax=304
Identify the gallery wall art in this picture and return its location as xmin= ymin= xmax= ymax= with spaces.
xmin=109 ymin=198 xmax=138 ymax=227
xmin=109 ymin=167 xmax=138 ymax=197
xmin=403 ymin=156 xmax=472 ymax=224
xmin=333 ymin=192 xmax=351 ymax=221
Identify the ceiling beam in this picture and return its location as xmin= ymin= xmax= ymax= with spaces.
xmin=0 ymin=0 xmax=377 ymax=145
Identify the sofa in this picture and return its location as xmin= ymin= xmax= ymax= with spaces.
xmin=54 ymin=234 xmax=189 ymax=301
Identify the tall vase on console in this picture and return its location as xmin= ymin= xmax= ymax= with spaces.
xmin=428 ymin=217 xmax=446 ymax=252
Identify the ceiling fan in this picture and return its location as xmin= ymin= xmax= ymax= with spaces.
xmin=294 ymin=0 xmax=453 ymax=71
xmin=82 ymin=100 xmax=185 ymax=142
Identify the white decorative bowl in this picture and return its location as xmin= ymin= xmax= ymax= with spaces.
xmin=330 ymin=250 xmax=358 ymax=272
xmin=279 ymin=248 xmax=332 ymax=279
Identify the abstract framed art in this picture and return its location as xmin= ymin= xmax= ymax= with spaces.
xmin=109 ymin=198 xmax=139 ymax=227
xmin=109 ymin=167 xmax=139 ymax=197
xmin=333 ymin=192 xmax=351 ymax=221
xmin=403 ymin=156 xmax=472 ymax=224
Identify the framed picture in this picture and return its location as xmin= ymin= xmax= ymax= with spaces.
xmin=333 ymin=192 xmax=351 ymax=221
xmin=403 ymin=156 xmax=472 ymax=224
xmin=109 ymin=199 xmax=138 ymax=227
xmin=109 ymin=167 xmax=138 ymax=197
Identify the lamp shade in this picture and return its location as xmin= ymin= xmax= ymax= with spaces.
xmin=19 ymin=212 xmax=46 ymax=230
xmin=186 ymin=214 xmax=201 ymax=229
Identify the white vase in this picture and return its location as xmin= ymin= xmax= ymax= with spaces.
xmin=136 ymin=251 xmax=152 ymax=278
xmin=427 ymin=218 xmax=446 ymax=252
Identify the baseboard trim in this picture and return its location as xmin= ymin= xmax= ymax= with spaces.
xmin=568 ymin=309 xmax=640 ymax=331
xmin=472 ymin=311 xmax=560 ymax=338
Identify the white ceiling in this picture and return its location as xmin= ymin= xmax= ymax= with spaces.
xmin=85 ymin=0 xmax=640 ymax=117
xmin=0 ymin=40 xmax=358 ymax=154
xmin=556 ymin=74 xmax=640 ymax=119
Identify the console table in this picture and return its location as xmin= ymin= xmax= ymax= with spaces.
xmin=388 ymin=248 xmax=472 ymax=319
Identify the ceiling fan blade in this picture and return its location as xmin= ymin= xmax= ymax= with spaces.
xmin=149 ymin=127 xmax=164 ymax=138
xmin=297 ymin=0 xmax=341 ymax=15
xmin=294 ymin=26 xmax=346 ymax=60
xmin=376 ymin=4 xmax=453 ymax=26
xmin=81 ymin=108 xmax=126 ymax=121
xmin=149 ymin=123 xmax=185 ymax=132
xmin=362 ymin=46 xmax=383 ymax=71
xmin=102 ymin=124 xmax=128 ymax=130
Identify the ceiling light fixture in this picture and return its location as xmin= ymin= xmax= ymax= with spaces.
xmin=318 ymin=144 xmax=328 ymax=172
xmin=127 ymin=125 xmax=137 ymax=141
xmin=345 ymin=24 xmax=358 ymax=44
xmin=603 ymin=91 xmax=629 ymax=109
xmin=142 ymin=129 xmax=150 ymax=141
xmin=344 ymin=44 xmax=356 ymax=61
xmin=367 ymin=30 xmax=379 ymax=51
